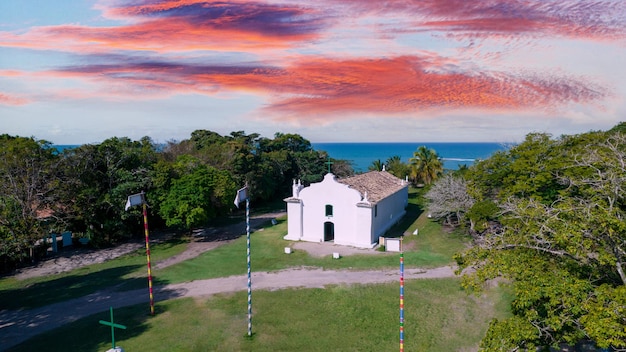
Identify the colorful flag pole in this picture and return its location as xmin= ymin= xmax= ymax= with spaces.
xmin=143 ymin=200 xmax=155 ymax=316
xmin=125 ymin=191 xmax=154 ymax=315
xmin=400 ymin=252 xmax=404 ymax=352
xmin=245 ymin=196 xmax=252 ymax=336
xmin=234 ymin=185 xmax=252 ymax=336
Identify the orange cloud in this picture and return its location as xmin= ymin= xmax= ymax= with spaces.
xmin=47 ymin=54 xmax=606 ymax=121
xmin=257 ymin=56 xmax=607 ymax=122
xmin=0 ymin=1 xmax=327 ymax=53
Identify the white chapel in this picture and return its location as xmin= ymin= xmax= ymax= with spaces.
xmin=284 ymin=170 xmax=409 ymax=248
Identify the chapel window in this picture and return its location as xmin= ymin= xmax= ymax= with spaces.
xmin=325 ymin=204 xmax=333 ymax=217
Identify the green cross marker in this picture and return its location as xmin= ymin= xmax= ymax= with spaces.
xmin=325 ymin=156 xmax=334 ymax=173
xmin=99 ymin=306 xmax=127 ymax=350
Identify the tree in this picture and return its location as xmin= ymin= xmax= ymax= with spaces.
xmin=458 ymin=129 xmax=626 ymax=350
xmin=385 ymin=155 xmax=410 ymax=179
xmin=57 ymin=137 xmax=157 ymax=244
xmin=368 ymin=159 xmax=383 ymax=171
xmin=159 ymin=163 xmax=236 ymax=232
xmin=424 ymin=174 xmax=474 ymax=227
xmin=409 ymin=146 xmax=443 ymax=185
xmin=0 ymin=135 xmax=59 ymax=263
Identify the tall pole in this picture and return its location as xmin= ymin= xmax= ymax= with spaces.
xmin=234 ymin=185 xmax=252 ymax=336
xmin=400 ymin=252 xmax=404 ymax=352
xmin=246 ymin=197 xmax=252 ymax=336
xmin=143 ymin=201 xmax=155 ymax=316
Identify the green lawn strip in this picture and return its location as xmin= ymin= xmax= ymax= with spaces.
xmin=8 ymin=278 xmax=511 ymax=352
xmin=156 ymin=212 xmax=467 ymax=284
xmin=0 ymin=237 xmax=189 ymax=310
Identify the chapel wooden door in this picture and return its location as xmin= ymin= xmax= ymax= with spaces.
xmin=324 ymin=221 xmax=334 ymax=241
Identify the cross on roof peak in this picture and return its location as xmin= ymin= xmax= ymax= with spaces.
xmin=325 ymin=156 xmax=334 ymax=174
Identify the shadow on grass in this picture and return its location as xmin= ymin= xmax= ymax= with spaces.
xmin=194 ymin=214 xmax=285 ymax=243
xmin=7 ymin=303 xmax=154 ymax=352
xmin=386 ymin=203 xmax=424 ymax=238
xmin=0 ymin=265 xmax=171 ymax=310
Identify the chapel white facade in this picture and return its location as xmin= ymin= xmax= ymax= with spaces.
xmin=284 ymin=171 xmax=409 ymax=248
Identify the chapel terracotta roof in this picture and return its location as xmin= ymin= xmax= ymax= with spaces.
xmin=338 ymin=171 xmax=407 ymax=203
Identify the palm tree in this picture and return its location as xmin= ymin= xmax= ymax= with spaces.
xmin=409 ymin=146 xmax=443 ymax=185
xmin=385 ymin=155 xmax=409 ymax=178
xmin=368 ymin=159 xmax=383 ymax=171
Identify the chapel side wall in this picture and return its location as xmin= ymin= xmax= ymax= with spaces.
xmin=284 ymin=200 xmax=302 ymax=240
xmin=352 ymin=204 xmax=374 ymax=248
xmin=372 ymin=186 xmax=409 ymax=240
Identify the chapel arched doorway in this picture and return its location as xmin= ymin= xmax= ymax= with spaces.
xmin=324 ymin=221 xmax=334 ymax=242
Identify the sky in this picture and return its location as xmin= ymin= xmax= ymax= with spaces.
xmin=1 ymin=0 xmax=625 ymax=144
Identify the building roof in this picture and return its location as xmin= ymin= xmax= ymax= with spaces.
xmin=338 ymin=171 xmax=407 ymax=203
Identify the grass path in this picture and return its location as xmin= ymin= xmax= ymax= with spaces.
xmin=1 ymin=265 xmax=456 ymax=351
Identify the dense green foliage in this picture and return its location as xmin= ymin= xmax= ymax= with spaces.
xmin=57 ymin=137 xmax=157 ymax=246
xmin=0 ymin=131 xmax=345 ymax=268
xmin=0 ymin=135 xmax=58 ymax=263
xmin=369 ymin=155 xmax=411 ymax=180
xmin=422 ymin=125 xmax=626 ymax=350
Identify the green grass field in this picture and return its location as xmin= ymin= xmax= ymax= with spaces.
xmin=8 ymin=278 xmax=510 ymax=352
xmin=0 ymin=237 xmax=190 ymax=310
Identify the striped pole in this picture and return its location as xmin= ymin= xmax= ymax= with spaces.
xmin=246 ymin=197 xmax=252 ymax=336
xmin=143 ymin=201 xmax=155 ymax=316
xmin=400 ymin=252 xmax=404 ymax=352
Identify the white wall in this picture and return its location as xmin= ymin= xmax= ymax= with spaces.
xmin=284 ymin=199 xmax=302 ymax=240
xmin=299 ymin=174 xmax=363 ymax=244
xmin=371 ymin=187 xmax=408 ymax=240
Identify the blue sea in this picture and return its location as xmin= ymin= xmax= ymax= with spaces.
xmin=53 ymin=142 xmax=507 ymax=172
xmin=312 ymin=142 xmax=508 ymax=172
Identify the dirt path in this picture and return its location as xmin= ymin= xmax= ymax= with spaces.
xmin=0 ymin=266 xmax=456 ymax=350
xmin=13 ymin=212 xmax=285 ymax=279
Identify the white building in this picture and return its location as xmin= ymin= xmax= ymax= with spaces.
xmin=284 ymin=171 xmax=409 ymax=248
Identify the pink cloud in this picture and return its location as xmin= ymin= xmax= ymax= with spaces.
xmin=0 ymin=1 xmax=327 ymax=53
xmin=0 ymin=93 xmax=30 ymax=106
xmin=339 ymin=0 xmax=626 ymax=42
xmin=45 ymin=54 xmax=606 ymax=121
xmin=2 ymin=0 xmax=623 ymax=56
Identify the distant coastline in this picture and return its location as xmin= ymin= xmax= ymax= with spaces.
xmin=52 ymin=142 xmax=508 ymax=172
xmin=313 ymin=142 xmax=507 ymax=171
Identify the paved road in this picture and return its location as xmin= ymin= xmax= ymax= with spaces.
xmin=0 ymin=266 xmax=456 ymax=350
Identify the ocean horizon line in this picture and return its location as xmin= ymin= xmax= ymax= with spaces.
xmin=52 ymin=142 xmax=506 ymax=172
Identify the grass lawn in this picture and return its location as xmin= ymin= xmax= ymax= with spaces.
xmin=0 ymin=236 xmax=189 ymax=310
xmin=156 ymin=211 xmax=467 ymax=284
xmin=8 ymin=278 xmax=511 ymax=352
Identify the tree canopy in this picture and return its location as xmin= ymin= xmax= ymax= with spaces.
xmin=0 ymin=135 xmax=59 ymax=262
xmin=449 ymin=127 xmax=626 ymax=350
xmin=0 ymin=130 xmax=346 ymax=268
